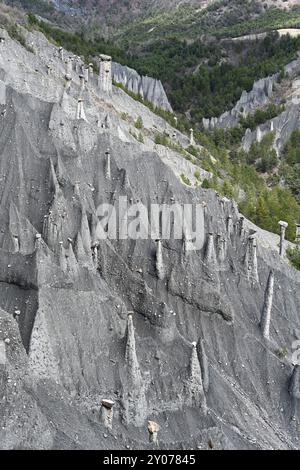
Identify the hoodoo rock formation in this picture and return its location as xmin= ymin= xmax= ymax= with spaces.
xmin=203 ymin=58 xmax=300 ymax=153
xmin=203 ymin=56 xmax=300 ymax=155
xmin=0 ymin=26 xmax=300 ymax=450
xmin=112 ymin=62 xmax=173 ymax=113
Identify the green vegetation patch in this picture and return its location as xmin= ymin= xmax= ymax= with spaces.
xmin=287 ymin=246 xmax=300 ymax=270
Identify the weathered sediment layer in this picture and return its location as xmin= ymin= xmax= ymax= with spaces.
xmin=203 ymin=58 xmax=300 ymax=132
xmin=0 ymin=27 xmax=300 ymax=450
xmin=112 ymin=62 xmax=173 ymax=113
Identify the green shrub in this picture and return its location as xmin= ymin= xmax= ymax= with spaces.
xmin=256 ymin=150 xmax=278 ymax=173
xmin=155 ymin=132 xmax=169 ymax=146
xmin=287 ymin=246 xmax=300 ymax=270
xmin=276 ymin=347 xmax=289 ymax=360
xmin=202 ymin=178 xmax=214 ymax=189
xmin=221 ymin=180 xmax=235 ymax=199
xmin=8 ymin=24 xmax=34 ymax=53
xmin=134 ymin=116 xmax=143 ymax=129
xmin=186 ymin=145 xmax=198 ymax=157
xmin=240 ymin=104 xmax=285 ymax=131
xmin=180 ymin=174 xmax=192 ymax=186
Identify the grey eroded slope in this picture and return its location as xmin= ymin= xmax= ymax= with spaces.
xmin=202 ymin=54 xmax=300 ymax=154
xmin=112 ymin=62 xmax=173 ymax=113
xmin=0 ymin=27 xmax=300 ymax=450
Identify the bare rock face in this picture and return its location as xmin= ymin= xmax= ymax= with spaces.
xmin=0 ymin=308 xmax=55 ymax=449
xmin=242 ymin=102 xmax=300 ymax=153
xmin=21 ymin=0 xmax=298 ymax=26
xmin=203 ymin=54 xmax=300 ymax=155
xmin=0 ymin=26 xmax=300 ymax=451
xmin=203 ymin=57 xmax=300 ymax=133
xmin=112 ymin=62 xmax=173 ymax=113
xmin=202 ymin=74 xmax=279 ymax=131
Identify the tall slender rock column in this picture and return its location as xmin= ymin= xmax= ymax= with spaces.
xmin=66 ymin=238 xmax=79 ymax=277
xmin=185 ymin=342 xmax=206 ymax=410
xmin=227 ymin=216 xmax=233 ymax=237
xmin=105 ymin=149 xmax=111 ymax=180
xmin=247 ymin=235 xmax=258 ymax=282
xmin=35 ymin=233 xmax=42 ymax=250
xmin=204 ymin=233 xmax=216 ymax=265
xmin=76 ymin=98 xmax=86 ymax=120
xmin=65 ymin=58 xmax=72 ymax=76
xmin=58 ymin=241 xmax=67 ymax=272
xmin=197 ymin=338 xmax=209 ymax=393
xmin=239 ymin=216 xmax=245 ymax=237
xmin=260 ymin=270 xmax=274 ymax=340
xmin=216 ymin=234 xmax=226 ymax=263
xmin=79 ymin=74 xmax=85 ymax=91
xmin=295 ymin=224 xmax=300 ymax=246
xmin=156 ymin=239 xmax=165 ymax=280
xmin=190 ymin=128 xmax=195 ymax=146
xmin=148 ymin=421 xmax=160 ymax=445
xmin=59 ymin=47 xmax=64 ymax=61
xmin=122 ymin=314 xmax=147 ymax=426
xmin=100 ymin=399 xmax=115 ymax=429
xmin=65 ymin=74 xmax=72 ymax=91
xmin=125 ymin=314 xmax=141 ymax=386
xmin=83 ymin=67 xmax=88 ymax=83
xmin=278 ymin=220 xmax=288 ymax=257
xmin=99 ymin=55 xmax=112 ymax=93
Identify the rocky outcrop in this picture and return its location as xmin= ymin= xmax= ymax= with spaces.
xmin=203 ymin=74 xmax=278 ymax=130
xmin=1 ymin=26 xmax=300 ymax=451
xmin=203 ymin=58 xmax=300 ymax=131
xmin=201 ymin=54 xmax=300 ymax=154
xmin=112 ymin=62 xmax=173 ymax=112
xmin=242 ymin=102 xmax=300 ymax=153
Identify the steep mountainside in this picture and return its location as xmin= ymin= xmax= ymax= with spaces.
xmin=1 ymin=22 xmax=300 ymax=451
xmin=34 ymin=0 xmax=300 ymax=20
xmin=8 ymin=0 xmax=213 ymax=22
xmin=4 ymin=4 xmax=300 ymax=249
xmin=3 ymin=0 xmax=299 ymax=31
